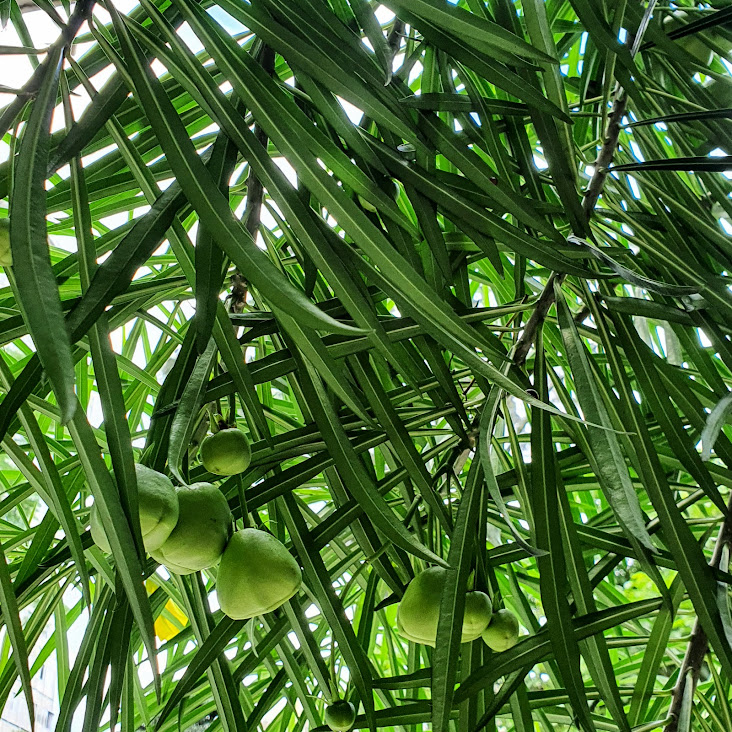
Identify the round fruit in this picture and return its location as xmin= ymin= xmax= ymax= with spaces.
xmin=324 ymin=701 xmax=356 ymax=732
xmin=0 ymin=219 xmax=10 ymax=267
xmin=200 ymin=428 xmax=252 ymax=476
xmin=482 ymin=608 xmax=520 ymax=652
xmin=150 ymin=482 xmax=232 ymax=575
xmin=90 ymin=464 xmax=179 ymax=554
xmin=396 ymin=567 xmax=493 ymax=646
xmin=664 ymin=11 xmax=712 ymax=66
xmin=216 ymin=528 xmax=302 ymax=619
xmin=462 ymin=591 xmax=494 ymax=642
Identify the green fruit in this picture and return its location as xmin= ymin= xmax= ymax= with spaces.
xmin=217 ymin=528 xmax=302 ymax=619
xmin=463 ymin=592 xmax=494 ymax=641
xmin=324 ymin=701 xmax=356 ymax=732
xmin=151 ymin=482 xmax=232 ymax=574
xmin=200 ymin=428 xmax=252 ymax=476
xmin=482 ymin=608 xmax=520 ymax=652
xmin=664 ymin=11 xmax=712 ymax=66
xmin=90 ymin=464 xmax=179 ymax=553
xmin=396 ymin=567 xmax=493 ymax=646
xmin=0 ymin=219 xmax=11 ymax=267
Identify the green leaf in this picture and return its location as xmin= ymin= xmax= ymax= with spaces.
xmin=194 ymin=130 xmax=238 ymax=355
xmin=628 ymin=576 xmax=685 ymax=726
xmin=0 ymin=0 xmax=10 ymax=28
xmin=9 ymin=45 xmax=75 ymax=423
xmin=176 ymin=574 xmax=247 ymax=732
xmin=295 ymin=357 xmax=447 ymax=566
xmin=279 ymin=492 xmax=377 ymax=730
xmin=168 ymin=337 xmax=217 ymax=485
xmin=554 ymin=284 xmax=654 ymax=551
xmin=701 ymin=392 xmax=732 ymax=462
xmin=66 ymin=407 xmax=159 ymax=698
xmin=611 ymin=156 xmax=732 ymax=173
xmin=381 ymin=0 xmax=557 ymax=64
xmin=432 ymin=457 xmax=482 ymax=732
xmin=0 ymin=541 xmax=34 ymax=731
xmin=155 ymin=616 xmax=246 ymax=729
xmin=478 ymin=383 xmax=544 ymax=556
xmin=600 ymin=307 xmax=732 ymax=682
xmin=104 ymin=3 xmax=368 ymax=338
xmin=531 ymin=331 xmax=596 ymax=732
xmin=454 ymin=598 xmax=664 ymax=702
xmin=568 ymin=236 xmax=698 ymax=296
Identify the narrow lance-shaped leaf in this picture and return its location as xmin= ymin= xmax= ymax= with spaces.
xmin=9 ymin=45 xmax=76 ymax=423
xmin=478 ymin=381 xmax=545 ymax=557
xmin=195 ymin=128 xmax=238 ymax=355
xmin=531 ymin=330 xmax=596 ymax=732
xmin=554 ymin=283 xmax=654 ymax=551
xmin=62 ymin=74 xmax=146 ymax=565
xmin=0 ymin=357 xmax=91 ymax=606
xmin=432 ymin=457 xmax=482 ymax=732
xmin=168 ymin=337 xmax=218 ymax=485
xmin=66 ymin=406 xmax=159 ymax=699
xmin=103 ymin=2 xmax=368 ymax=338
xmin=701 ymin=392 xmax=732 ymax=462
xmin=0 ymin=542 xmax=34 ymax=731
xmin=175 ymin=574 xmax=248 ymax=732
xmin=296 ymin=355 xmax=447 ymax=566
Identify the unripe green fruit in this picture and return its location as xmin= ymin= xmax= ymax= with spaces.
xmin=396 ymin=567 xmax=493 ymax=646
xmin=482 ymin=608 xmax=520 ymax=652
xmin=217 ymin=528 xmax=302 ymax=619
xmin=324 ymin=701 xmax=356 ymax=732
xmin=151 ymin=482 xmax=232 ymax=574
xmin=90 ymin=464 xmax=179 ymax=554
xmin=0 ymin=219 xmax=11 ymax=267
xmin=463 ymin=592 xmax=494 ymax=641
xmin=200 ymin=428 xmax=252 ymax=476
xmin=664 ymin=11 xmax=712 ymax=66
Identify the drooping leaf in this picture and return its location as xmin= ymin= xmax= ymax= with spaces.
xmin=9 ymin=45 xmax=76 ymax=423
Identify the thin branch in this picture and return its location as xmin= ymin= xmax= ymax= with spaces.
xmin=386 ymin=18 xmax=405 ymax=63
xmin=243 ymin=45 xmax=275 ymax=241
xmin=512 ymin=272 xmax=563 ymax=367
xmin=229 ymin=44 xmax=275 ymax=313
xmin=512 ymin=87 xmax=629 ymax=366
xmin=512 ymin=1 xmax=657 ymax=366
xmin=664 ymin=498 xmax=732 ymax=732
xmin=581 ymin=93 xmax=629 ymax=220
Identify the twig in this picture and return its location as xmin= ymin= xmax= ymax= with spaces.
xmin=581 ymin=92 xmax=629 ymax=220
xmin=512 ymin=272 xmax=563 ymax=366
xmin=512 ymin=0 xmax=657 ymax=366
xmin=664 ymin=497 xmax=732 ymax=732
xmin=243 ymin=44 xmax=275 ymax=241
xmin=386 ymin=18 xmax=405 ymax=61
xmin=512 ymin=87 xmax=629 ymax=365
xmin=228 ymin=44 xmax=275 ymax=313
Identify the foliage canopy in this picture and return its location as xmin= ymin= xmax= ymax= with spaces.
xmin=1 ymin=0 xmax=732 ymax=731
